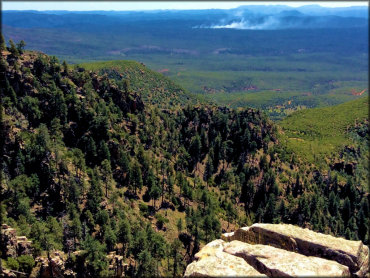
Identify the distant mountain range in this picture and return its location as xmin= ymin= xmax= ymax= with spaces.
xmin=231 ymin=4 xmax=368 ymax=17
xmin=2 ymin=5 xmax=368 ymax=30
xmin=198 ymin=4 xmax=368 ymax=30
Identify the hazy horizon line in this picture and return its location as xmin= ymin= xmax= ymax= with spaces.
xmin=2 ymin=1 xmax=368 ymax=12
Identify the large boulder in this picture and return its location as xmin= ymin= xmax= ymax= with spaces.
xmin=221 ymin=223 xmax=369 ymax=276
xmin=184 ymin=239 xmax=265 ymax=277
xmin=224 ymin=240 xmax=350 ymax=277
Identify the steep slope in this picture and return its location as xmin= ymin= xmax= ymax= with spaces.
xmin=1 ymin=45 xmax=368 ymax=277
xmin=0 ymin=48 xmax=277 ymax=276
xmin=279 ymin=96 xmax=368 ymax=188
xmin=80 ymin=60 xmax=200 ymax=108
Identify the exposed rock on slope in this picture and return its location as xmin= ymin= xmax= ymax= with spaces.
xmin=224 ymin=240 xmax=349 ymax=277
xmin=223 ymin=223 xmax=369 ymax=277
xmin=185 ymin=224 xmax=369 ymax=277
xmin=184 ymin=240 xmax=265 ymax=277
xmin=0 ymin=224 xmax=33 ymax=258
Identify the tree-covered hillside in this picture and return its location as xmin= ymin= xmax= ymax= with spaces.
xmin=280 ymin=97 xmax=368 ymax=188
xmin=80 ymin=60 xmax=199 ymax=108
xmin=0 ymin=40 xmax=368 ymax=277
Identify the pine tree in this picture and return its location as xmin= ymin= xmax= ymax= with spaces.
xmin=203 ymin=215 xmax=212 ymax=241
xmin=86 ymin=137 xmax=97 ymax=166
xmin=176 ymin=218 xmax=183 ymax=234
xmin=120 ymin=151 xmax=131 ymax=171
xmin=344 ymin=227 xmax=352 ymax=240
xmin=98 ymin=140 xmax=111 ymax=162
xmin=149 ymin=233 xmax=166 ymax=276
xmin=328 ymin=191 xmax=339 ymax=217
xmin=131 ymin=161 xmax=143 ymax=194
xmin=86 ymin=169 xmax=103 ymax=213
xmin=62 ymin=60 xmax=69 ymax=75
xmin=104 ymin=226 xmax=117 ymax=252
xmin=342 ymin=197 xmax=351 ymax=226
xmin=70 ymin=214 xmax=82 ymax=250
xmin=204 ymin=156 xmax=214 ymax=186
xmin=348 ymin=216 xmax=359 ymax=240
xmin=243 ymin=180 xmax=256 ymax=210
xmin=361 ymin=198 xmax=369 ymax=218
xmin=278 ymin=200 xmax=287 ymax=223
xmin=225 ymin=202 xmax=236 ymax=229
xmin=101 ymin=159 xmax=113 ymax=198
xmin=293 ymin=174 xmax=301 ymax=197
xmin=189 ymin=134 xmax=202 ymax=168
xmin=136 ymin=249 xmax=154 ymax=277
xmin=117 ymin=218 xmax=132 ymax=257
xmin=131 ymin=230 xmax=147 ymax=267
xmin=0 ymin=34 xmax=6 ymax=51
xmin=8 ymin=39 xmax=19 ymax=57
xmin=72 ymin=148 xmax=86 ymax=179
xmin=255 ymin=206 xmax=264 ymax=223
xmin=357 ymin=208 xmax=368 ymax=242
xmin=150 ymin=185 xmax=161 ymax=209
xmin=201 ymin=190 xmax=208 ymax=210
xmin=82 ymin=235 xmax=109 ymax=276
xmin=264 ymin=193 xmax=277 ymax=223
xmin=171 ymin=239 xmax=183 ymax=277
xmin=16 ymin=40 xmax=26 ymax=54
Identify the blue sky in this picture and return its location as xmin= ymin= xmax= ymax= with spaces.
xmin=2 ymin=1 xmax=368 ymax=11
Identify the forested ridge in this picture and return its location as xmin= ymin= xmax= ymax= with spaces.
xmin=0 ymin=39 xmax=368 ymax=277
xmin=79 ymin=60 xmax=199 ymax=109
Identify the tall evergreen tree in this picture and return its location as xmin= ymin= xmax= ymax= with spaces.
xmin=8 ymin=39 xmax=19 ymax=56
xmin=0 ymin=34 xmax=6 ymax=51
xmin=131 ymin=161 xmax=143 ymax=194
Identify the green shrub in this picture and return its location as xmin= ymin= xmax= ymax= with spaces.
xmin=17 ymin=255 xmax=35 ymax=274
xmin=171 ymin=196 xmax=178 ymax=206
xmin=139 ymin=202 xmax=149 ymax=217
xmin=155 ymin=213 xmax=169 ymax=229
xmin=6 ymin=257 xmax=19 ymax=271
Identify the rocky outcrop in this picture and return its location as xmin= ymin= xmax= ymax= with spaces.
xmin=224 ymin=240 xmax=350 ymax=277
xmin=185 ymin=224 xmax=369 ymax=277
xmin=0 ymin=224 xmax=33 ymax=258
xmin=30 ymin=250 xmax=127 ymax=277
xmin=184 ymin=240 xmax=265 ymax=277
xmin=16 ymin=236 xmax=33 ymax=256
xmin=31 ymin=251 xmax=76 ymax=278
xmin=0 ymin=224 xmax=17 ymax=258
xmin=222 ymin=223 xmax=369 ymax=277
xmin=1 ymin=269 xmax=17 ymax=278
xmin=1 ymin=224 xmax=127 ymax=277
xmin=107 ymin=251 xmax=128 ymax=277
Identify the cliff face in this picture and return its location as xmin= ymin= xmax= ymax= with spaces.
xmin=185 ymin=224 xmax=369 ymax=277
